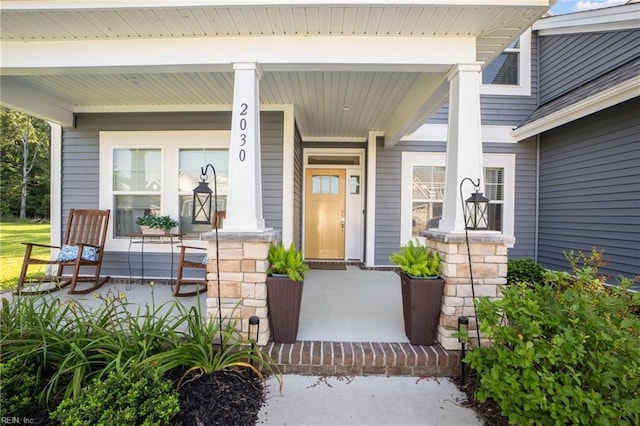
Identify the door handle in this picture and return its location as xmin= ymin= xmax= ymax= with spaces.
xmin=341 ymin=211 xmax=345 ymax=231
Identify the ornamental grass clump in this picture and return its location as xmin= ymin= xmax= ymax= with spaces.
xmin=465 ymin=250 xmax=640 ymax=425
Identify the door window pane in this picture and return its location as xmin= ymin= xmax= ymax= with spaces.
xmin=312 ymin=175 xmax=339 ymax=194
xmin=350 ymin=176 xmax=360 ymax=194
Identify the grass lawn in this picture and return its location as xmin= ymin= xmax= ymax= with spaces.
xmin=0 ymin=222 xmax=51 ymax=291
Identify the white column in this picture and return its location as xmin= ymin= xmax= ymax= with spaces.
xmin=438 ymin=63 xmax=484 ymax=233
xmin=223 ymin=63 xmax=267 ymax=231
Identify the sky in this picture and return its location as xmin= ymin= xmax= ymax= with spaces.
xmin=549 ymin=0 xmax=629 ymax=15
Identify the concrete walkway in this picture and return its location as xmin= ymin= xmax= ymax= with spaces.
xmin=258 ymin=374 xmax=482 ymax=426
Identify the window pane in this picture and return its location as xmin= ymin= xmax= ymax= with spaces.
xmin=484 ymin=168 xmax=504 ymax=200
xmin=178 ymin=149 xmax=229 ymax=236
xmin=114 ymin=195 xmax=161 ymax=237
xmin=330 ymin=176 xmax=339 ymax=194
xmin=413 ymin=166 xmax=445 ymax=201
xmin=487 ymin=204 xmax=503 ymax=232
xmin=484 ymin=167 xmax=504 ymax=232
xmin=482 ymin=52 xmax=519 ymax=85
xmin=350 ymin=176 xmax=360 ymax=194
xmin=312 ymin=176 xmax=321 ymax=194
xmin=113 ymin=149 xmax=161 ymax=191
xmin=412 ymin=202 xmax=442 ymax=237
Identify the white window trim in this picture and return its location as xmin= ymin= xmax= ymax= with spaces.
xmin=400 ymin=152 xmax=515 ymax=247
xmin=480 ymin=29 xmax=531 ymax=97
xmin=99 ymin=130 xmax=230 ymax=252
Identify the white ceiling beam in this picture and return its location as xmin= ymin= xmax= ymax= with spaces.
xmin=0 ymin=76 xmax=74 ymax=126
xmin=1 ymin=36 xmax=476 ymax=75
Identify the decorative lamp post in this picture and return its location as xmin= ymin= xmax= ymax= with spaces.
xmin=458 ymin=316 xmax=469 ymax=385
xmin=459 ymin=177 xmax=487 ymax=348
xmin=192 ymin=163 xmax=223 ymax=348
xmin=192 ymin=164 xmax=218 ymax=226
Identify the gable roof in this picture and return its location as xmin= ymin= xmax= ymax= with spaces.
xmin=512 ymin=57 xmax=640 ymax=141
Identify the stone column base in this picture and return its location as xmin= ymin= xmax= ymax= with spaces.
xmin=202 ymin=229 xmax=278 ymax=346
xmin=422 ymin=230 xmax=514 ymax=350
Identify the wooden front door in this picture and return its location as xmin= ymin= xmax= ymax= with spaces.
xmin=304 ymin=169 xmax=346 ymax=259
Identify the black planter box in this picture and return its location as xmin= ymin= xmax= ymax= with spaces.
xmin=400 ymin=272 xmax=444 ymax=346
xmin=266 ymin=275 xmax=304 ymax=343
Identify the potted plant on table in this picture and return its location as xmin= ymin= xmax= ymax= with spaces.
xmin=266 ymin=242 xmax=309 ymax=343
xmin=390 ymin=239 xmax=444 ymax=345
xmin=136 ymin=214 xmax=179 ymax=235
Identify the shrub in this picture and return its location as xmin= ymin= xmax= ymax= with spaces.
xmin=465 ymin=269 xmax=640 ymax=425
xmin=51 ymin=366 xmax=180 ymax=426
xmin=0 ymin=356 xmax=39 ymax=417
xmin=506 ymin=258 xmax=545 ymax=286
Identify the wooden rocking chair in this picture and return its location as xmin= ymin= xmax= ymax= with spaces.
xmin=17 ymin=209 xmax=111 ymax=295
xmin=173 ymin=210 xmax=225 ymax=297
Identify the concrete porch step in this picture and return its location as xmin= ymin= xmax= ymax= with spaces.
xmin=264 ymin=341 xmax=461 ymax=377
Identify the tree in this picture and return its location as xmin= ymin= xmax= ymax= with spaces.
xmin=0 ymin=108 xmax=50 ymax=219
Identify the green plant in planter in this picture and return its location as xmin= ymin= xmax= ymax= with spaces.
xmin=135 ymin=214 xmax=179 ymax=230
xmin=389 ymin=239 xmax=441 ymax=278
xmin=267 ymin=242 xmax=309 ymax=282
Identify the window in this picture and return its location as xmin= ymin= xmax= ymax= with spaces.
xmin=411 ymin=166 xmax=445 ymax=237
xmin=401 ymin=153 xmax=514 ymax=245
xmin=483 ymin=39 xmax=520 ymax=86
xmin=484 ymin=168 xmax=504 ymax=232
xmin=100 ymin=130 xmax=231 ymax=251
xmin=480 ymin=29 xmax=531 ymax=96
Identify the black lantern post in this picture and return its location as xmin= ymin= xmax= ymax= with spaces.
xmin=460 ymin=178 xmax=490 ymax=230
xmin=192 ymin=163 xmax=223 ymax=348
xmin=459 ymin=177 xmax=486 ymax=348
xmin=458 ymin=316 xmax=469 ymax=385
xmin=192 ymin=164 xmax=218 ymax=226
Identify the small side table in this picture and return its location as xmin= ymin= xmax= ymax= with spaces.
xmin=127 ymin=233 xmax=184 ymax=291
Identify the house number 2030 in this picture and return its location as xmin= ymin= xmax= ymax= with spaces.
xmin=238 ymin=102 xmax=248 ymax=162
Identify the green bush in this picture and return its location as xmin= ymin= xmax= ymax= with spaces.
xmin=0 ymin=356 xmax=39 ymax=417
xmin=267 ymin=241 xmax=309 ymax=281
xmin=506 ymin=258 xmax=545 ymax=286
xmin=465 ymin=270 xmax=640 ymax=425
xmin=51 ymin=366 xmax=180 ymax=426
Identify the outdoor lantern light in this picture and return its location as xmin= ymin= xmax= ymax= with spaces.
xmin=192 ymin=164 xmax=218 ymax=225
xmin=458 ymin=316 xmax=469 ymax=385
xmin=460 ymin=178 xmax=490 ymax=230
xmin=249 ymin=316 xmax=260 ymax=363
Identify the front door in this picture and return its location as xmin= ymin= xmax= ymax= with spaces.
xmin=304 ymin=169 xmax=345 ymax=259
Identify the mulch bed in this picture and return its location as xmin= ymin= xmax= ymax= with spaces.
xmin=453 ymin=373 xmax=510 ymax=426
xmin=170 ymin=369 xmax=265 ymax=426
xmin=24 ymin=369 xmax=266 ymax=426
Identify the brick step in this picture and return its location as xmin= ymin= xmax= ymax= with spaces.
xmin=264 ymin=341 xmax=461 ymax=377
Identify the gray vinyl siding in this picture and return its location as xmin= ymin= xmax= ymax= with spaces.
xmin=484 ymin=140 xmax=538 ymax=259
xmin=537 ymin=98 xmax=640 ymax=279
xmin=374 ymin=140 xmax=446 ymax=266
xmin=373 ymin=139 xmax=537 ymax=266
xmin=539 ymin=30 xmax=640 ymax=105
xmin=61 ymin=111 xmax=284 ymax=279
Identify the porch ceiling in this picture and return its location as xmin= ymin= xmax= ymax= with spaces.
xmin=0 ymin=1 xmax=553 ymax=144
